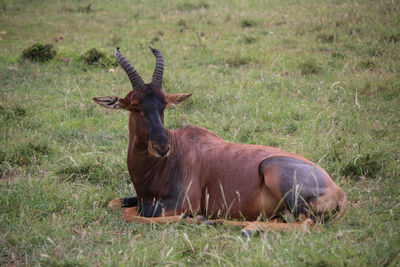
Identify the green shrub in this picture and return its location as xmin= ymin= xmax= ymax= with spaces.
xmin=241 ymin=35 xmax=257 ymax=44
xmin=59 ymin=4 xmax=92 ymax=13
xmin=10 ymin=142 xmax=52 ymax=166
xmin=177 ymin=1 xmax=209 ymax=11
xmin=80 ymin=48 xmax=117 ymax=67
xmin=1 ymin=142 xmax=53 ymax=175
xmin=299 ymin=58 xmax=321 ymax=75
xmin=240 ymin=19 xmax=257 ymax=28
xmin=225 ymin=52 xmax=252 ymax=67
xmin=22 ymin=43 xmax=57 ymax=62
xmin=317 ymin=32 xmax=337 ymax=43
xmin=56 ymin=160 xmax=124 ymax=185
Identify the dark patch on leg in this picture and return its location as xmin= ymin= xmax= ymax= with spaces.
xmin=137 ymin=200 xmax=166 ymax=217
xmin=121 ymin=197 xmax=138 ymax=207
xmin=137 ymin=198 xmax=181 ymax=217
xmin=260 ymin=156 xmax=326 ymax=219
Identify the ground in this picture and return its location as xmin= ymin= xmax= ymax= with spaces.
xmin=0 ymin=0 xmax=399 ymax=265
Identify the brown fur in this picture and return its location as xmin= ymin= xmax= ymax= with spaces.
xmin=124 ymin=123 xmax=346 ymax=221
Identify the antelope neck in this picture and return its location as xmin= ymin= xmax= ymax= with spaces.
xmin=128 ymin=112 xmax=169 ymax=151
xmin=127 ymin=112 xmax=177 ymax=186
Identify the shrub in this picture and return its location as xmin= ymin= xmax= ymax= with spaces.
xmin=22 ymin=43 xmax=57 ymax=62
xmin=59 ymin=4 xmax=92 ymax=13
xmin=80 ymin=48 xmax=117 ymax=67
xmin=317 ymin=33 xmax=336 ymax=43
xmin=56 ymin=160 xmax=124 ymax=185
xmin=177 ymin=1 xmax=209 ymax=11
xmin=240 ymin=19 xmax=257 ymax=28
xmin=299 ymin=58 xmax=321 ymax=75
xmin=226 ymin=55 xmax=251 ymax=67
xmin=241 ymin=35 xmax=257 ymax=44
xmin=2 ymin=142 xmax=52 ymax=169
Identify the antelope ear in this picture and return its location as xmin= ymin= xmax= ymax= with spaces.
xmin=93 ymin=96 xmax=123 ymax=109
xmin=165 ymin=93 xmax=192 ymax=107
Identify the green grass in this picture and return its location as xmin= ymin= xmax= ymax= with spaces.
xmin=1 ymin=0 xmax=400 ymax=265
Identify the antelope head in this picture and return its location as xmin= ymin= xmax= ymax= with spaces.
xmin=93 ymin=47 xmax=191 ymax=158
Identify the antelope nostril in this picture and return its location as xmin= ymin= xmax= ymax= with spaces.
xmin=152 ymin=144 xmax=170 ymax=157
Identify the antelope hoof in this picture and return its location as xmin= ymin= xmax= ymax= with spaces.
xmin=183 ymin=215 xmax=215 ymax=226
xmin=196 ymin=215 xmax=215 ymax=226
xmin=241 ymin=229 xmax=255 ymax=237
xmin=108 ymin=198 xmax=123 ymax=210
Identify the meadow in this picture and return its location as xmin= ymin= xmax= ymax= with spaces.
xmin=0 ymin=0 xmax=399 ymax=265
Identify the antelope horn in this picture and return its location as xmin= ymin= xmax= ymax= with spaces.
xmin=115 ymin=47 xmax=145 ymax=90
xmin=149 ymin=46 xmax=164 ymax=89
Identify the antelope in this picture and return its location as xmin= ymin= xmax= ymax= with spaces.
xmin=93 ymin=47 xmax=347 ymax=235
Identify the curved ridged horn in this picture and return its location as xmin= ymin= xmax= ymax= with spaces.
xmin=149 ymin=46 xmax=164 ymax=89
xmin=115 ymin=47 xmax=145 ymax=90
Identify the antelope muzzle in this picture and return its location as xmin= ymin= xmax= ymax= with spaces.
xmin=149 ymin=141 xmax=171 ymax=158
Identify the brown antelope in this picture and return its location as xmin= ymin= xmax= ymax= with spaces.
xmin=93 ymin=47 xmax=347 ymax=235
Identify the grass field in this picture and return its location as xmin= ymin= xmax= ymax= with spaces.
xmin=1 ymin=0 xmax=399 ymax=265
